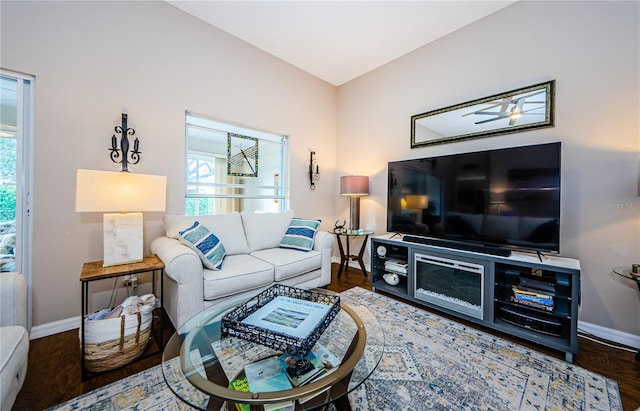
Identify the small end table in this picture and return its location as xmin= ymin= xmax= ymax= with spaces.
xmin=333 ymin=230 xmax=373 ymax=279
xmin=612 ymin=266 xmax=640 ymax=360
xmin=79 ymin=254 xmax=165 ymax=379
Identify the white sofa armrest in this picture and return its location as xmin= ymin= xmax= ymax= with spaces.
xmin=150 ymin=236 xmax=202 ymax=284
xmin=150 ymin=236 xmax=205 ymax=328
xmin=0 ymin=272 xmax=27 ymax=329
xmin=313 ymin=230 xmax=335 ymax=252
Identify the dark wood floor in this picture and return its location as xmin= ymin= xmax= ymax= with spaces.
xmin=13 ymin=264 xmax=640 ymax=410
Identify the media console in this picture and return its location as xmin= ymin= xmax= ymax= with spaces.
xmin=371 ymin=235 xmax=580 ymax=362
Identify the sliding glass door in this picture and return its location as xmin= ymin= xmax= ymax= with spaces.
xmin=0 ymin=70 xmax=34 ymax=326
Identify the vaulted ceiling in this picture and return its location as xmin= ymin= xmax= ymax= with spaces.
xmin=166 ymin=1 xmax=517 ymax=86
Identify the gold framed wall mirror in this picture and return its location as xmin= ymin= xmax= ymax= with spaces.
xmin=411 ymin=80 xmax=555 ymax=148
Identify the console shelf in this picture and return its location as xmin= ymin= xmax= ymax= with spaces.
xmin=371 ymin=236 xmax=580 ymax=362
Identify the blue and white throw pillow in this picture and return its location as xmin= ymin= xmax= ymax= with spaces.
xmin=178 ymin=221 xmax=226 ymax=270
xmin=279 ymin=218 xmax=321 ymax=252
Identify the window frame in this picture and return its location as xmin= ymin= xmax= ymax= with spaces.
xmin=184 ymin=113 xmax=289 ymax=215
xmin=1 ymin=69 xmax=34 ymax=329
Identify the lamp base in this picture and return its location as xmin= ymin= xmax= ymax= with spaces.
xmin=103 ymin=212 xmax=143 ymax=267
xmin=349 ymin=196 xmax=361 ymax=231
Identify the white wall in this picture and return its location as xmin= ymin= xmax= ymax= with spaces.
xmin=0 ymin=1 xmax=337 ymax=326
xmin=336 ymin=1 xmax=640 ymax=335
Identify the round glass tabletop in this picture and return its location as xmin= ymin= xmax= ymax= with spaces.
xmin=613 ymin=266 xmax=640 ymax=292
xmin=613 ymin=266 xmax=640 ymax=281
xmin=161 ymin=290 xmax=384 ymax=410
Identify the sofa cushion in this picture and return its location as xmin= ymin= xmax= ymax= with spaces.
xmin=279 ymin=218 xmax=321 ymax=252
xmin=251 ymin=248 xmax=322 ymax=282
xmin=164 ymin=213 xmax=250 ymax=255
xmin=178 ymin=221 xmax=226 ymax=270
xmin=241 ymin=210 xmax=294 ymax=252
xmin=203 ymin=254 xmax=274 ymax=300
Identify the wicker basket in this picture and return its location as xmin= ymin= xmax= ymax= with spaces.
xmin=81 ymin=310 xmax=153 ymax=372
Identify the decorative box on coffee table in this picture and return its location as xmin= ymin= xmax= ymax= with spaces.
xmin=221 ymin=284 xmax=340 ymax=357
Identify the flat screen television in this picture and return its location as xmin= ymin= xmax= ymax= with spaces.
xmin=387 ymin=142 xmax=561 ymax=255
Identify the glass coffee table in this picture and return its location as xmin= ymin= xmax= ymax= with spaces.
xmin=161 ymin=290 xmax=384 ymax=410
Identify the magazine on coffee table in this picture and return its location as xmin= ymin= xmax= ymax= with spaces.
xmin=240 ymin=296 xmax=331 ymax=339
xmin=244 ymin=356 xmax=292 ymax=392
xmin=278 ymin=343 xmax=342 ymax=387
xmin=278 ymin=350 xmax=324 ymax=387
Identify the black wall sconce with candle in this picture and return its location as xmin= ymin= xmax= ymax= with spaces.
xmin=309 ymin=150 xmax=320 ymax=189
xmin=109 ymin=113 xmax=141 ymax=172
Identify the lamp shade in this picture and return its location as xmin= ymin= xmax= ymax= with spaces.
xmin=340 ymin=175 xmax=369 ymax=196
xmin=75 ymin=169 xmax=166 ymax=212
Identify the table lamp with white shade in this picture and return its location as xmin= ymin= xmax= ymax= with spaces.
xmin=75 ymin=169 xmax=166 ymax=267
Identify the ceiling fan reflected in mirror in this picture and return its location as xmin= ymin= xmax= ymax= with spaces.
xmin=411 ymin=80 xmax=555 ymax=148
xmin=463 ymin=89 xmax=546 ymax=126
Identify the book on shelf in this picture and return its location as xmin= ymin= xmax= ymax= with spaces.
xmin=511 ymin=286 xmax=554 ymax=311
xmin=241 ymin=296 xmax=331 ymax=339
xmin=518 ymin=277 xmax=556 ymax=293
xmin=510 ymin=297 xmax=554 ymax=312
xmin=244 ymin=356 xmax=293 ymax=393
xmin=384 ymin=260 xmax=408 ymax=275
xmin=512 ymin=287 xmax=553 ymax=301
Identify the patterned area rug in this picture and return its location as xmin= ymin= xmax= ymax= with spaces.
xmin=48 ymin=287 xmax=622 ymax=411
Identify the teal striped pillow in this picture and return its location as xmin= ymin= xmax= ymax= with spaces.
xmin=178 ymin=221 xmax=226 ymax=270
xmin=279 ymin=218 xmax=321 ymax=252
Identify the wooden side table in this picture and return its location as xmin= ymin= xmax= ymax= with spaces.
xmin=79 ymin=254 xmax=165 ymax=379
xmin=333 ymin=231 xmax=373 ymax=279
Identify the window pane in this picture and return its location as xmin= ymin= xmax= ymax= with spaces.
xmin=0 ymin=138 xmax=17 ymax=221
xmin=0 ymin=77 xmax=17 ymax=222
xmin=185 ymin=113 xmax=288 ymax=216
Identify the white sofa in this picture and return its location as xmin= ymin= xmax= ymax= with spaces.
xmin=0 ymin=272 xmax=29 ymax=410
xmin=150 ymin=210 xmax=335 ymax=329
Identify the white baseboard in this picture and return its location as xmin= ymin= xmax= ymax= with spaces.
xmin=30 ymin=315 xmax=80 ymax=340
xmin=578 ymin=320 xmax=640 ymax=349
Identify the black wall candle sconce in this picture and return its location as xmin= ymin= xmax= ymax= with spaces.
xmin=109 ymin=113 xmax=141 ymax=172
xmin=309 ymin=151 xmax=320 ymax=190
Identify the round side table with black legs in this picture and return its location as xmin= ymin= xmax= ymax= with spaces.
xmin=612 ymin=266 xmax=640 ymax=361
